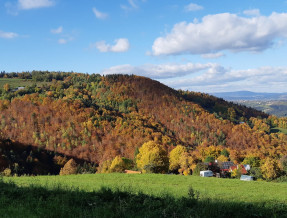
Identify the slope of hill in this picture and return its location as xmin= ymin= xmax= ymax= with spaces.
xmin=0 ymin=72 xmax=286 ymax=176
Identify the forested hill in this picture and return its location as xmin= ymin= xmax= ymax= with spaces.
xmin=0 ymin=72 xmax=286 ymax=175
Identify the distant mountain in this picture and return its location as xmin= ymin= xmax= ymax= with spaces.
xmin=211 ymin=91 xmax=287 ymax=101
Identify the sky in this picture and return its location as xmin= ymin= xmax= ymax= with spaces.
xmin=1 ymin=0 xmax=287 ymax=93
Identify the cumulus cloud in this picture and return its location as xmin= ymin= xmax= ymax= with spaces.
xmin=152 ymin=12 xmax=287 ymax=56
xmin=92 ymin=7 xmax=108 ymax=19
xmin=0 ymin=30 xmax=18 ymax=39
xmin=92 ymin=38 xmax=130 ymax=53
xmin=184 ymin=3 xmax=203 ymax=12
xmin=18 ymin=0 xmax=54 ymax=10
xmin=51 ymin=26 xmax=63 ymax=34
xmin=163 ymin=65 xmax=287 ymax=93
xmin=101 ymin=62 xmax=287 ymax=92
xmin=102 ymin=63 xmax=218 ymax=79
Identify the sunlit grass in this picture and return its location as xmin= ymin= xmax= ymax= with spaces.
xmin=2 ymin=174 xmax=287 ymax=217
xmin=4 ymin=173 xmax=287 ymax=203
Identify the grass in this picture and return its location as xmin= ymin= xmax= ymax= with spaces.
xmin=2 ymin=174 xmax=287 ymax=217
xmin=0 ymin=78 xmax=49 ymax=89
xmin=271 ymin=127 xmax=287 ymax=135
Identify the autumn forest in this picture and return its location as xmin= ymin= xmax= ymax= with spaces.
xmin=0 ymin=71 xmax=287 ymax=180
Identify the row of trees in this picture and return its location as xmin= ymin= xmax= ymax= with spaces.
xmin=96 ymin=140 xmax=287 ymax=181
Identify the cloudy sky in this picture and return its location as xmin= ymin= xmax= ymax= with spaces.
xmin=1 ymin=0 xmax=287 ymax=93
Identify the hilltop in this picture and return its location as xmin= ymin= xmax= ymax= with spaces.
xmin=0 ymin=72 xmax=286 ymax=177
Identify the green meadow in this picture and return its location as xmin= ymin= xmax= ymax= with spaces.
xmin=0 ymin=78 xmax=49 ymax=90
xmin=1 ymin=174 xmax=287 ymax=217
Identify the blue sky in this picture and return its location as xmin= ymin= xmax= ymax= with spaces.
xmin=1 ymin=0 xmax=287 ymax=93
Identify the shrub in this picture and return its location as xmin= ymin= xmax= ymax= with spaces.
xmin=97 ymin=160 xmax=112 ymax=173
xmin=279 ymin=155 xmax=287 ymax=174
xmin=193 ymin=163 xmax=207 ymax=176
xmin=109 ymin=156 xmax=134 ymax=173
xmin=59 ymin=159 xmax=78 ymax=175
xmin=2 ymin=168 xmax=12 ymax=177
xmin=249 ymin=167 xmax=263 ymax=180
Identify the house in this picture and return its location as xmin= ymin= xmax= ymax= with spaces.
xmin=219 ymin=161 xmax=235 ymax=172
xmin=200 ymin=170 xmax=213 ymax=177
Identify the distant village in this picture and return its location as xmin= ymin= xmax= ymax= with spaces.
xmin=199 ymin=160 xmax=253 ymax=181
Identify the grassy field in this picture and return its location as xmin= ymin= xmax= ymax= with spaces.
xmin=1 ymin=174 xmax=287 ymax=217
xmin=271 ymin=127 xmax=287 ymax=135
xmin=0 ymin=78 xmax=49 ymax=89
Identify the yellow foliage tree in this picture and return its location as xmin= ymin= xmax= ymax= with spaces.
xmin=97 ymin=160 xmax=112 ymax=173
xmin=59 ymin=159 xmax=78 ymax=175
xmin=231 ymin=166 xmax=242 ymax=178
xmin=136 ymin=141 xmax=169 ymax=174
xmin=109 ymin=156 xmax=132 ymax=173
xmin=261 ymin=158 xmax=281 ymax=180
xmin=3 ymin=83 xmax=10 ymax=92
xmin=169 ymin=145 xmax=187 ymax=173
xmin=217 ymin=155 xmax=229 ymax=162
xmin=178 ymin=153 xmax=194 ymax=176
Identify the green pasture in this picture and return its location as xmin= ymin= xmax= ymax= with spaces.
xmin=3 ymin=173 xmax=287 ymax=203
xmin=1 ymin=174 xmax=286 ymax=217
xmin=0 ymin=78 xmax=49 ymax=90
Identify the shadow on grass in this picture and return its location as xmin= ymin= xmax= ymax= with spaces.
xmin=0 ymin=178 xmax=286 ymax=218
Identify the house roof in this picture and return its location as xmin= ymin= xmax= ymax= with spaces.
xmin=220 ymin=161 xmax=235 ymax=170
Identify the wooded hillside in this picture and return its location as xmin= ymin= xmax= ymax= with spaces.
xmin=0 ymin=72 xmax=286 ymax=178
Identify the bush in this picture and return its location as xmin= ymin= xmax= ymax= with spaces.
xmin=59 ymin=159 xmax=78 ymax=175
xmin=109 ymin=156 xmax=134 ymax=173
xmin=250 ymin=167 xmax=263 ymax=180
xmin=193 ymin=163 xmax=207 ymax=176
xmin=2 ymin=168 xmax=12 ymax=177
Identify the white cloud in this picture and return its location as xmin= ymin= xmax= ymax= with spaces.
xmin=102 ymin=62 xmax=287 ymax=92
xmin=93 ymin=38 xmax=130 ymax=53
xmin=201 ymin=53 xmax=224 ymax=59
xmin=163 ymin=65 xmax=287 ymax=93
xmin=184 ymin=3 xmax=203 ymax=12
xmin=18 ymin=0 xmax=54 ymax=10
xmin=92 ymin=7 xmax=108 ymax=20
xmin=51 ymin=26 xmax=63 ymax=34
xmin=0 ymin=30 xmax=18 ymax=39
xmin=102 ymin=63 xmax=217 ymax=79
xmin=152 ymin=12 xmax=287 ymax=56
xmin=243 ymin=9 xmax=260 ymax=17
